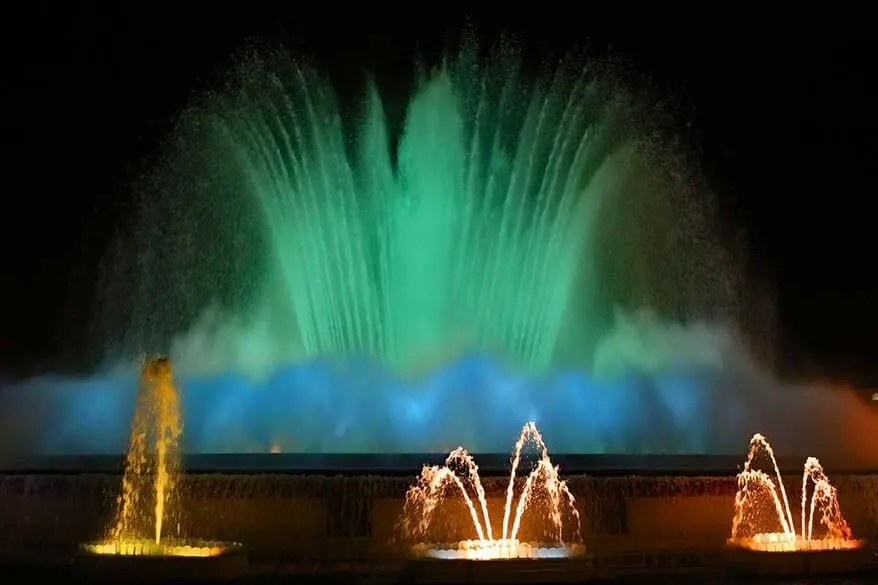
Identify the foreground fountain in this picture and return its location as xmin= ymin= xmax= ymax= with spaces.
xmin=725 ymin=433 xmax=874 ymax=575
xmin=76 ymin=357 xmax=247 ymax=581
xmin=399 ymin=423 xmax=589 ymax=582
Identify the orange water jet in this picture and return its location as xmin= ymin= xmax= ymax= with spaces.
xmin=728 ymin=433 xmax=864 ymax=553
xmin=401 ymin=422 xmax=583 ymax=560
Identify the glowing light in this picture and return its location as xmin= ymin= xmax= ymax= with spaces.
xmin=728 ymin=533 xmax=863 ymax=553
xmin=412 ymin=540 xmax=586 ymax=560
xmin=402 ymin=422 xmax=582 ymax=560
xmin=871 ymin=392 xmax=878 ymax=402
xmin=8 ymin=363 xmax=878 ymax=458
xmin=728 ymin=433 xmax=864 ymax=553
xmin=80 ymin=539 xmax=239 ymax=558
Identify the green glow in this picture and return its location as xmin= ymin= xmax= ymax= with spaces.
xmin=102 ymin=46 xmax=736 ymax=375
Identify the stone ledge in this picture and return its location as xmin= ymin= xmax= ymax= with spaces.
xmin=71 ymin=547 xmax=249 ymax=582
xmin=724 ymin=545 xmax=878 ymax=576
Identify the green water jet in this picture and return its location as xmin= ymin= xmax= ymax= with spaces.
xmin=99 ymin=44 xmax=739 ymax=375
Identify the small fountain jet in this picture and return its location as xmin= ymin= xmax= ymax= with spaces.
xmin=401 ymin=422 xmax=584 ymax=560
xmin=728 ymin=433 xmax=862 ymax=552
xmin=79 ymin=357 xmax=240 ymax=559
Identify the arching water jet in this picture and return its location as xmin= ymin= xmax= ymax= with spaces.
xmin=728 ymin=433 xmax=863 ymax=553
xmin=401 ymin=422 xmax=584 ymax=560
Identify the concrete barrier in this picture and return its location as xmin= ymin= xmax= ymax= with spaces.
xmin=626 ymin=495 xmax=733 ymax=542
xmin=178 ymin=496 xmax=325 ymax=553
xmin=1 ymin=472 xmax=875 ymax=579
xmin=725 ymin=546 xmax=878 ymax=576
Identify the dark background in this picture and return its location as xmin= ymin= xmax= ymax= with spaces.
xmin=1 ymin=7 xmax=874 ymax=383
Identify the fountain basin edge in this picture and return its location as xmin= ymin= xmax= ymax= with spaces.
xmin=73 ymin=540 xmax=248 ymax=582
xmin=2 ymin=473 xmax=876 ymax=579
xmin=411 ymin=540 xmax=586 ymax=560
xmin=724 ymin=541 xmax=877 ymax=576
xmin=405 ymin=554 xmax=595 ymax=584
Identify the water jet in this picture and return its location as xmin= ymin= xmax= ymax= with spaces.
xmin=397 ymin=422 xmax=593 ymax=585
xmin=75 ymin=357 xmax=247 ymax=581
xmin=724 ymin=433 xmax=874 ymax=575
xmin=26 ymin=44 xmax=775 ymax=459
xmin=401 ymin=423 xmax=582 ymax=558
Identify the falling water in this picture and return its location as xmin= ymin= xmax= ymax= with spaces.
xmin=401 ymin=422 xmax=580 ymax=557
xmin=110 ymin=357 xmax=182 ymax=546
xmin=729 ymin=433 xmax=860 ymax=551
xmin=98 ymin=42 xmax=739 ymax=378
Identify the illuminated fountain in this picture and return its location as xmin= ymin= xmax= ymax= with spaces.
xmin=725 ymin=433 xmax=873 ymax=575
xmin=728 ymin=433 xmax=862 ymax=552
xmin=5 ymin=45 xmax=878 ymax=464
xmin=6 ymin=43 xmax=783 ymax=460
xmin=77 ymin=357 xmax=245 ymax=578
xmin=401 ymin=422 xmax=584 ymax=560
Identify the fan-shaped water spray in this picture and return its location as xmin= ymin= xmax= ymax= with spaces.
xmin=9 ymin=44 xmax=874 ymax=462
xmin=98 ymin=43 xmax=739 ymax=378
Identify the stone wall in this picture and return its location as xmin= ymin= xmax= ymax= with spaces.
xmin=0 ymin=473 xmax=874 ymax=560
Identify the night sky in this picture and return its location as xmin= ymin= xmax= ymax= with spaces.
xmin=2 ymin=8 xmax=875 ymax=383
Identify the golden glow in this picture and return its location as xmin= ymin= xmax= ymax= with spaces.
xmin=109 ymin=357 xmax=182 ymax=547
xmin=412 ymin=540 xmax=586 ymax=560
xmin=871 ymin=392 xmax=878 ymax=401
xmin=81 ymin=539 xmax=238 ymax=558
xmin=728 ymin=533 xmax=864 ymax=553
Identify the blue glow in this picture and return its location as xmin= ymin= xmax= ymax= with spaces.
xmin=0 ymin=356 xmax=809 ymax=457
xmin=2 ymin=355 xmax=878 ymax=465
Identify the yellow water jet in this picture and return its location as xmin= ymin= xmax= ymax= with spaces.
xmin=111 ymin=356 xmax=182 ymax=546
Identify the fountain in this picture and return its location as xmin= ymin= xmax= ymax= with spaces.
xmin=2 ymin=43 xmax=877 ymax=465
xmin=0 ymin=42 xmax=792 ymax=460
xmin=401 ymin=422 xmax=585 ymax=563
xmin=725 ymin=433 xmax=874 ymax=575
xmin=2 ymin=37 xmax=878 ymax=583
xmin=75 ymin=357 xmax=246 ymax=580
xmin=100 ymin=45 xmax=740 ymax=376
